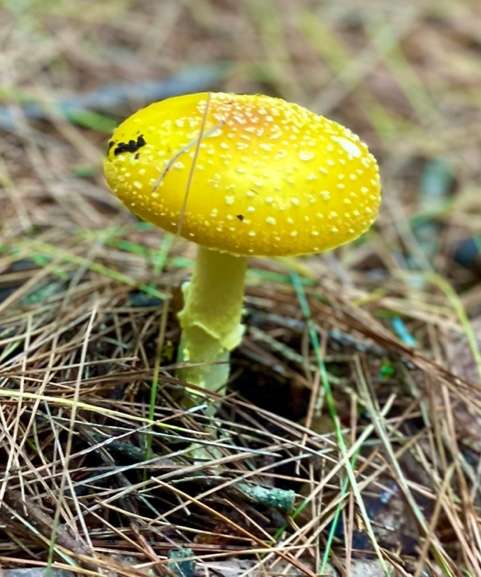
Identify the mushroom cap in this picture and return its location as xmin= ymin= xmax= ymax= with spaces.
xmin=104 ymin=92 xmax=381 ymax=256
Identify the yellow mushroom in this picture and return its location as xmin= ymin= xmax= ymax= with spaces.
xmin=104 ymin=92 xmax=381 ymax=392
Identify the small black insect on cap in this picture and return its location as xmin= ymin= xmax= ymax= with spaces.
xmin=113 ymin=134 xmax=146 ymax=156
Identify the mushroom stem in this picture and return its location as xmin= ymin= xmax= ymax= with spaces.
xmin=177 ymin=246 xmax=247 ymax=393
